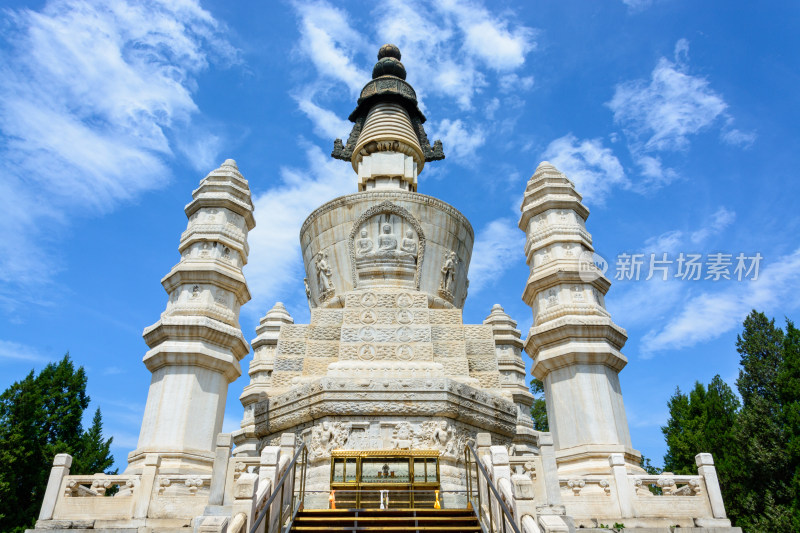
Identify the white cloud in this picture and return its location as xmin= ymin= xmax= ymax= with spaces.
xmin=0 ymin=0 xmax=234 ymax=287
xmin=608 ymin=42 xmax=728 ymax=152
xmin=468 ymin=219 xmax=525 ymax=294
xmin=0 ymin=340 xmax=47 ymax=362
xmin=541 ymin=134 xmax=628 ymax=205
xmin=295 ymin=97 xmax=352 ymax=140
xmin=632 ymin=153 xmax=679 ymax=189
xmin=608 ymin=206 xmax=736 ymax=330
xmin=374 ymin=0 xmax=535 ymax=109
xmin=430 ymin=119 xmax=486 ymax=162
xmin=292 ymin=0 xmax=369 ymax=96
xmin=609 ymin=38 xmax=755 ymax=160
xmin=437 ymin=0 xmax=536 ymax=71
xmin=245 ymin=144 xmax=354 ymax=318
xmin=499 ymin=74 xmax=534 ymax=93
xmin=721 ymin=127 xmax=757 ymax=148
xmin=690 ymin=207 xmax=736 ymax=244
xmin=640 ymin=248 xmax=800 ymax=354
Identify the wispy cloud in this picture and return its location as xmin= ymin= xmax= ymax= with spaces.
xmin=0 ymin=340 xmax=48 ymax=362
xmin=541 ymin=134 xmax=628 ymax=205
xmin=640 ymin=247 xmax=800 ymax=353
xmin=609 ymin=206 xmax=737 ymax=330
xmin=606 ymin=39 xmax=754 ymax=188
xmin=430 ymin=119 xmax=486 ymax=163
xmin=469 ymin=219 xmax=525 ymax=294
xmin=0 ymin=0 xmax=235 ymax=289
xmin=245 ymin=143 xmax=353 ymax=319
xmin=608 ymin=39 xmax=728 ymax=152
xmin=290 ymin=0 xmax=537 ymax=146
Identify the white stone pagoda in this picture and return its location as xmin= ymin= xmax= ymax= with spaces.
xmin=29 ymin=45 xmax=740 ymax=533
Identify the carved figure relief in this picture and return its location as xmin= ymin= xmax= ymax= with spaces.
xmin=361 ymin=292 xmax=377 ymax=307
xmin=397 ymin=293 xmax=413 ymax=308
xmin=360 ymin=310 xmax=377 ymax=324
xmin=377 ymin=223 xmax=398 ymax=253
xmin=439 ymin=251 xmax=458 ymax=301
xmin=564 ymin=244 xmax=575 ymax=257
xmin=358 ymin=345 xmax=376 ymax=360
xmin=397 ymin=309 xmax=413 ymax=324
xmin=571 ymin=285 xmax=585 ymax=301
xmin=309 ymin=421 xmax=352 ymax=459
xmin=359 ymin=326 xmax=377 ymax=342
xmin=348 ymin=202 xmax=425 ymax=289
xmin=396 ymin=326 xmax=412 ymax=342
xmin=391 ymin=422 xmax=414 ymax=449
xmin=396 ymin=345 xmax=413 ymax=360
xmin=315 ymin=251 xmax=335 ymax=301
xmin=547 ymin=289 xmax=558 ymax=307
xmin=356 ymin=229 xmax=374 ymax=257
xmin=304 ymin=278 xmax=311 ymax=301
xmin=191 ymin=285 xmax=201 ymax=298
xmin=401 ymin=230 xmax=418 ymax=257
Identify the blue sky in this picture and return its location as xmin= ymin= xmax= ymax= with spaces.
xmin=1 ymin=0 xmax=799 ymax=472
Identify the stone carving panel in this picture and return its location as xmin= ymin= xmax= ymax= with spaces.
xmin=308 ymin=422 xmax=352 ymax=460
xmin=348 ymin=202 xmax=426 ymax=289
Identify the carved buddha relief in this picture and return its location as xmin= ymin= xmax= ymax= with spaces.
xmin=348 ymin=201 xmax=425 ymax=289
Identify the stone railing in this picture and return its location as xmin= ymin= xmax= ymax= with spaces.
xmin=33 ymin=432 xmax=301 ymax=532
xmin=476 ymin=434 xmax=736 ymax=532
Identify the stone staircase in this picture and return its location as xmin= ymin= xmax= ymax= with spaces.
xmin=289 ymin=508 xmax=482 ymax=532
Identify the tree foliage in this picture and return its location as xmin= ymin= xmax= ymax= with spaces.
xmin=661 ymin=310 xmax=800 ymax=532
xmin=530 ymin=377 xmax=549 ymax=431
xmin=0 ymin=354 xmax=115 ymax=533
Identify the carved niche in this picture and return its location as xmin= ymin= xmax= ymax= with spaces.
xmin=348 ymin=201 xmax=425 ymax=290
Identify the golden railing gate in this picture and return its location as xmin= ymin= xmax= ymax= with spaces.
xmin=329 ymin=450 xmax=440 ymax=509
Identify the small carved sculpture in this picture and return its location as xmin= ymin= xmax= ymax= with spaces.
xmin=356 ymin=229 xmax=374 ymax=257
xmin=315 ymin=252 xmax=335 ymax=298
xmin=440 ymin=251 xmax=457 ymax=292
xmin=377 ymin=223 xmax=398 ymax=254
xmin=304 ymin=277 xmax=311 ymax=300
xmin=401 ymin=229 xmax=417 ymax=257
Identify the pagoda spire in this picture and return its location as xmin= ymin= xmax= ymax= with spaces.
xmin=126 ymin=159 xmax=255 ymax=474
xmin=519 ymin=161 xmax=639 ymax=475
xmin=332 ymin=44 xmax=444 ymax=192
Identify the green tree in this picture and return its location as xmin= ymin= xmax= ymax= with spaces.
xmin=662 ymin=375 xmax=739 ymax=475
xmin=728 ymin=311 xmax=793 ymax=532
xmin=530 ymin=378 xmax=549 ymax=431
xmin=0 ymin=354 xmax=115 ymax=533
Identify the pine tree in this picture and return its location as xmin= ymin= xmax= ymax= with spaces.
xmin=727 ymin=311 xmax=792 ymax=532
xmin=661 ymin=376 xmax=738 ymax=475
xmin=529 ymin=378 xmax=549 ymax=431
xmin=0 ymin=354 xmax=115 ymax=532
xmin=777 ymin=320 xmax=800 ymax=529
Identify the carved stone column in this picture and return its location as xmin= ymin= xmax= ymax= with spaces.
xmin=519 ymin=162 xmax=640 ymax=475
xmin=234 ymin=302 xmax=294 ymax=456
xmin=483 ymin=304 xmax=536 ymax=452
xmin=127 ymin=159 xmax=254 ymax=474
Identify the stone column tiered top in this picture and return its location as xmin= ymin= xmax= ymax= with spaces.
xmin=519 ymin=161 xmax=639 ymax=473
xmin=129 ymin=159 xmax=254 ymax=474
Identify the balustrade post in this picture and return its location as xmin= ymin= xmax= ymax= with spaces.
xmin=695 ymin=453 xmax=727 ymax=519
xmin=609 ymin=454 xmax=634 ymax=518
xmin=38 ymin=454 xmax=72 ymax=521
xmin=209 ymin=433 xmax=233 ymax=506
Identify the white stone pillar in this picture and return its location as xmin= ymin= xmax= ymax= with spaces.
xmin=696 ymin=453 xmax=727 ymax=519
xmin=484 ymin=304 xmax=536 ymax=451
xmin=520 ymin=162 xmax=640 ymax=474
xmin=38 ymin=453 xmax=72 ymax=521
xmin=127 ymin=159 xmax=254 ymax=474
xmin=609 ymin=453 xmax=635 ymax=518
